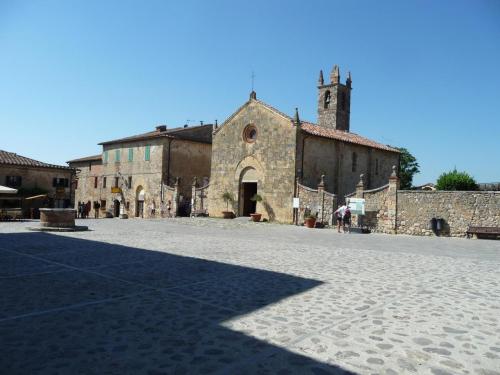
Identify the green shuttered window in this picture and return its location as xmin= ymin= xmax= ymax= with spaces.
xmin=128 ymin=148 xmax=133 ymax=162
xmin=145 ymin=145 xmax=150 ymax=161
xmin=115 ymin=149 xmax=121 ymax=163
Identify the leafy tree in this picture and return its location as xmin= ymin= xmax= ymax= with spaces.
xmin=436 ymin=169 xmax=478 ymax=191
xmin=394 ymin=147 xmax=420 ymax=189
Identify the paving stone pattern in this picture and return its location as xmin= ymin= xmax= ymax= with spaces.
xmin=0 ymin=218 xmax=499 ymax=374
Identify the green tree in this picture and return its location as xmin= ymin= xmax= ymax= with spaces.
xmin=394 ymin=147 xmax=420 ymax=189
xmin=436 ymin=169 xmax=478 ymax=191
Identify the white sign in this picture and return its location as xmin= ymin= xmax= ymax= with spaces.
xmin=292 ymin=197 xmax=300 ymax=208
xmin=347 ymin=198 xmax=365 ymax=215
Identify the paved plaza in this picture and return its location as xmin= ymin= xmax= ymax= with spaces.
xmin=0 ymin=218 xmax=499 ymax=374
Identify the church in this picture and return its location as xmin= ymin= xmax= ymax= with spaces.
xmin=206 ymin=65 xmax=400 ymax=223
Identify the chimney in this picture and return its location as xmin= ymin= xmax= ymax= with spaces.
xmin=156 ymin=125 xmax=167 ymax=132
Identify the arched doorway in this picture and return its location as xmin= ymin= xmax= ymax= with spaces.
xmin=239 ymin=167 xmax=258 ymax=216
xmin=136 ymin=186 xmax=145 ymax=218
xmin=113 ymin=199 xmax=120 ymax=218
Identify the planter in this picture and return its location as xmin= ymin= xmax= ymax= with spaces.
xmin=304 ymin=217 xmax=316 ymax=228
xmin=222 ymin=211 xmax=234 ymax=219
xmin=250 ymin=213 xmax=262 ymax=222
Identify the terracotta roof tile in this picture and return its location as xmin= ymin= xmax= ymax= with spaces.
xmin=300 ymin=122 xmax=400 ymax=153
xmin=66 ymin=154 xmax=102 ymax=163
xmin=0 ymin=150 xmax=72 ymax=170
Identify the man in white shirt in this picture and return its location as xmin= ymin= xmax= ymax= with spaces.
xmin=334 ymin=204 xmax=347 ymax=233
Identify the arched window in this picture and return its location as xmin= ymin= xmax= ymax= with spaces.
xmin=352 ymin=152 xmax=357 ymax=172
xmin=324 ymin=91 xmax=331 ymax=109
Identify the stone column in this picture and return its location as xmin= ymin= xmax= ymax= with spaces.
xmin=173 ymin=177 xmax=180 ymax=217
xmin=386 ymin=166 xmax=400 ymax=234
xmin=191 ymin=177 xmax=198 ymax=216
xmin=355 ymin=174 xmax=365 ymax=228
xmin=317 ymin=175 xmax=325 ymax=223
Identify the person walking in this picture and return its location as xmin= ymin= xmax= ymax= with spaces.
xmin=166 ymin=200 xmax=172 ymax=218
xmin=94 ymin=201 xmax=100 ymax=218
xmin=334 ymin=204 xmax=347 ymax=233
xmin=343 ymin=206 xmax=352 ymax=233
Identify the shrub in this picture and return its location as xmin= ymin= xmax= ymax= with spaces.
xmin=436 ymin=169 xmax=478 ymax=191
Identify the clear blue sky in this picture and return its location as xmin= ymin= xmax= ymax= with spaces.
xmin=1 ymin=0 xmax=499 ymax=185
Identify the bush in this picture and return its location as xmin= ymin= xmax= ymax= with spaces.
xmin=436 ymin=169 xmax=478 ymax=191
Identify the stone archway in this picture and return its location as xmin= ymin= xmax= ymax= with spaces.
xmin=136 ymin=186 xmax=145 ymax=218
xmin=239 ymin=167 xmax=258 ymax=216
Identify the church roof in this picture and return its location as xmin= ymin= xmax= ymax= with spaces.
xmin=215 ymin=94 xmax=400 ymax=153
xmin=300 ymin=122 xmax=400 ymax=153
xmin=0 ymin=150 xmax=72 ymax=170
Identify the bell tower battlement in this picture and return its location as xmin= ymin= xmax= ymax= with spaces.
xmin=317 ymin=65 xmax=352 ymax=131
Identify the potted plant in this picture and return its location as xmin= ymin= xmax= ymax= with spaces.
xmin=221 ymin=192 xmax=235 ymax=219
xmin=304 ymin=211 xmax=317 ymax=228
xmin=250 ymin=193 xmax=263 ymax=222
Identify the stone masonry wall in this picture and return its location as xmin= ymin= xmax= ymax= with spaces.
xmin=397 ymin=191 xmax=500 ymax=237
xmin=208 ymin=99 xmax=297 ymax=223
xmin=297 ymin=181 xmax=337 ymax=225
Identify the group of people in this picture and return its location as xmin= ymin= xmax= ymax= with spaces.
xmin=77 ymin=201 xmax=91 ymax=218
xmin=334 ymin=203 xmax=352 ymax=233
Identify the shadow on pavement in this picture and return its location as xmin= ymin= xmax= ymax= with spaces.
xmin=0 ymin=232 xmax=356 ymax=374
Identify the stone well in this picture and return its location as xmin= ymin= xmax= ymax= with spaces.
xmin=29 ymin=208 xmax=88 ymax=232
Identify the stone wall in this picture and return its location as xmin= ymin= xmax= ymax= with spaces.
xmin=397 ymin=191 xmax=500 ymax=237
xmin=71 ymin=159 xmax=103 ymax=218
xmin=296 ymin=178 xmax=337 ymax=225
xmin=354 ymin=169 xmax=500 ymax=237
xmin=300 ymin=135 xmax=398 ymax=202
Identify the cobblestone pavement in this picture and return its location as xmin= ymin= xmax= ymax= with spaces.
xmin=0 ymin=218 xmax=499 ymax=375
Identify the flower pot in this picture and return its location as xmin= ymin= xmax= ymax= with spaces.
xmin=222 ymin=211 xmax=234 ymax=219
xmin=250 ymin=213 xmax=262 ymax=222
xmin=304 ymin=217 xmax=316 ymax=228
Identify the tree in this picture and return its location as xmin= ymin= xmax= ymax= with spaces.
xmin=221 ymin=192 xmax=234 ymax=211
xmin=436 ymin=169 xmax=478 ymax=191
xmin=394 ymin=147 xmax=420 ymax=189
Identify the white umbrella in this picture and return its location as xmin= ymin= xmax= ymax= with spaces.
xmin=0 ymin=185 xmax=18 ymax=194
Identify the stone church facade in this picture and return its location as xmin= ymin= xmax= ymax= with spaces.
xmin=207 ymin=66 xmax=400 ymax=223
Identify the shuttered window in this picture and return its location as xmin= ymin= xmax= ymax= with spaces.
xmin=128 ymin=148 xmax=133 ymax=162
xmin=145 ymin=145 xmax=151 ymax=161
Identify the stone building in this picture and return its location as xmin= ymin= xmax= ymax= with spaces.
xmin=68 ymin=124 xmax=212 ymax=218
xmin=0 ymin=150 xmax=74 ymax=216
xmin=207 ymin=66 xmax=400 ymax=223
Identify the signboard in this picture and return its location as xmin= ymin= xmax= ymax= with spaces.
xmin=292 ymin=197 xmax=300 ymax=208
xmin=347 ymin=198 xmax=365 ymax=215
xmin=111 ymin=187 xmax=122 ymax=194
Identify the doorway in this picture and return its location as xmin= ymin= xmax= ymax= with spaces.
xmin=136 ymin=187 xmax=145 ymax=218
xmin=241 ymin=182 xmax=257 ymax=216
xmin=113 ymin=200 xmax=120 ymax=217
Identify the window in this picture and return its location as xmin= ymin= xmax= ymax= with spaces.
xmin=324 ymin=90 xmax=331 ymax=109
xmin=114 ymin=177 xmax=119 ymax=188
xmin=128 ymin=176 xmax=132 ymax=188
xmin=104 ymin=151 xmax=109 ymax=163
xmin=126 ymin=201 xmax=130 ymax=210
xmin=145 ymin=145 xmax=151 ymax=161
xmin=128 ymin=148 xmax=133 ymax=162
xmin=101 ymin=200 xmax=106 ymax=210
xmin=243 ymin=124 xmax=257 ymax=143
xmin=375 ymin=159 xmax=379 ymax=175
xmin=94 ymin=177 xmax=98 ymax=189
xmin=115 ymin=149 xmax=121 ymax=163
xmin=103 ymin=177 xmax=107 ymax=188
xmin=5 ymin=176 xmax=22 ymax=188
xmin=352 ymin=152 xmax=357 ymax=172
xmin=52 ymin=178 xmax=69 ymax=188
xmin=75 ymin=179 xmax=78 ymax=190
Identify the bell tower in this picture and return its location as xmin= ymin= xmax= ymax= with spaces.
xmin=317 ymin=65 xmax=352 ymax=131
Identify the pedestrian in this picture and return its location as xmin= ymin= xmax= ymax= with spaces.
xmin=85 ymin=201 xmax=91 ymax=219
xmin=167 ymin=200 xmax=172 ymax=218
xmin=150 ymin=200 xmax=156 ymax=217
xmin=94 ymin=201 xmax=100 ymax=218
xmin=334 ymin=204 xmax=347 ymax=233
xmin=343 ymin=206 xmax=351 ymax=233
xmin=78 ymin=201 xmax=83 ymax=218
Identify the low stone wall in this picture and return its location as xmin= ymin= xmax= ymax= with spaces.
xmin=296 ymin=182 xmax=337 ymax=225
xmin=397 ymin=191 xmax=500 ymax=237
xmin=361 ymin=184 xmax=390 ymax=231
